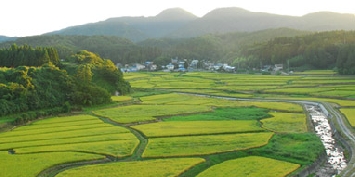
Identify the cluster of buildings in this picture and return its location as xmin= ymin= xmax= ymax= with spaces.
xmin=118 ymin=58 xmax=236 ymax=73
xmin=117 ymin=57 xmax=288 ymax=74
xmin=118 ymin=62 xmax=157 ymax=72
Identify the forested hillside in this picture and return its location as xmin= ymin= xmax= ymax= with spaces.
xmin=0 ymin=46 xmax=130 ymax=123
xmin=45 ymin=8 xmax=198 ymax=42
xmin=1 ymin=29 xmax=355 ymax=74
xmin=42 ymin=7 xmax=355 ymax=41
xmin=0 ymin=28 xmax=311 ymax=65
xmin=240 ymin=30 xmax=355 ymax=73
xmin=0 ymin=44 xmax=59 ymax=67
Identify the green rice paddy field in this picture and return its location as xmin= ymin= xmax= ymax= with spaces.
xmin=0 ymin=70 xmax=353 ymax=177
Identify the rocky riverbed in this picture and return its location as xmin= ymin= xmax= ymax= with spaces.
xmin=305 ymin=104 xmax=347 ymax=176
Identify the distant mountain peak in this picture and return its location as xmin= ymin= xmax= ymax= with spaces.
xmin=203 ymin=7 xmax=250 ymax=17
xmin=41 ymin=7 xmax=355 ymax=42
xmin=155 ymin=8 xmax=198 ymax=20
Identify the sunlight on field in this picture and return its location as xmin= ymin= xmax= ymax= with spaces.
xmin=125 ymin=72 xmax=355 ymax=103
xmin=264 ymin=87 xmax=333 ymax=94
xmin=243 ymin=101 xmax=303 ymax=113
xmin=0 ymin=115 xmax=138 ymax=157
xmin=261 ymin=113 xmax=307 ymax=133
xmin=0 ymin=151 xmax=103 ymax=177
xmin=250 ymin=133 xmax=324 ymax=165
xmin=340 ymin=108 xmax=355 ymax=127
xmin=293 ymin=70 xmax=337 ymax=75
xmin=1 ymin=71 xmax=349 ymax=176
xmin=143 ymin=132 xmax=273 ymax=157
xmin=93 ymin=104 xmax=212 ymax=124
xmin=313 ymin=90 xmax=355 ymax=98
xmin=165 ymin=107 xmax=270 ymax=121
xmin=56 ymin=158 xmax=205 ymax=177
xmin=132 ymin=120 xmax=264 ymax=137
xmin=139 ymin=93 xmax=304 ymax=113
xmin=111 ymin=96 xmax=132 ymax=102
xmin=196 ymin=156 xmax=300 ymax=177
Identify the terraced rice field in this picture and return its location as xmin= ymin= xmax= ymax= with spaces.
xmin=340 ymin=108 xmax=355 ymax=126
xmin=93 ymin=104 xmax=212 ymax=124
xmin=132 ymin=121 xmax=265 ymax=138
xmin=0 ymin=114 xmax=139 ymax=177
xmin=143 ymin=132 xmax=274 ymax=157
xmin=261 ymin=113 xmax=307 ymax=133
xmin=2 ymin=70 xmax=353 ymax=177
xmin=0 ymin=151 xmax=103 ymax=177
xmin=196 ymin=156 xmax=300 ymax=177
xmin=139 ymin=93 xmax=303 ymax=113
xmin=56 ymin=158 xmax=205 ymax=177
xmin=0 ymin=115 xmax=138 ymax=156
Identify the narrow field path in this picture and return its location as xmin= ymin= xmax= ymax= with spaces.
xmin=37 ymin=94 xmax=355 ymax=177
xmin=37 ymin=116 xmax=149 ymax=177
xmin=98 ymin=117 xmax=148 ymax=161
xmin=181 ymin=93 xmax=355 ymax=176
xmin=37 ymin=157 xmax=112 ymax=177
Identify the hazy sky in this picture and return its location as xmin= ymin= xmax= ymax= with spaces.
xmin=1 ymin=0 xmax=354 ymax=37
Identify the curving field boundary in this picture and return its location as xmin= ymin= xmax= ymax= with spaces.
xmin=36 ymin=94 xmax=355 ymax=177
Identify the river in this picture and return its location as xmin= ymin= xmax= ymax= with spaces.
xmin=181 ymin=93 xmax=353 ymax=176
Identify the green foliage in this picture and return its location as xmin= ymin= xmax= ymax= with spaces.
xmin=67 ymin=50 xmax=131 ymax=95
xmin=0 ymin=44 xmax=59 ymax=67
xmin=241 ymin=30 xmax=355 ymax=73
xmin=0 ymin=48 xmax=131 ymax=124
xmin=1 ymin=30 xmax=354 ymax=74
xmin=0 ymin=29 xmax=309 ymax=66
xmin=249 ymin=133 xmax=325 ymax=165
xmin=336 ymin=44 xmax=355 ymax=75
xmin=0 ymin=64 xmax=73 ymax=116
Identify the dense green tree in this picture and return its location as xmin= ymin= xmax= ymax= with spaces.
xmin=240 ymin=30 xmax=355 ymax=72
xmin=76 ymin=64 xmax=93 ymax=84
xmin=0 ymin=44 xmax=59 ymax=67
xmin=2 ymin=30 xmax=355 ymax=74
xmin=0 ymin=47 xmax=131 ymax=120
xmin=67 ymin=50 xmax=130 ymax=98
xmin=337 ymin=44 xmax=355 ymax=74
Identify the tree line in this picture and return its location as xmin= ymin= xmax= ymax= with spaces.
xmin=0 ymin=46 xmax=130 ymax=124
xmin=0 ymin=44 xmax=59 ymax=67
xmin=0 ymin=29 xmax=354 ymax=74
xmin=239 ymin=30 xmax=355 ymax=73
xmin=0 ymin=29 xmax=308 ymax=66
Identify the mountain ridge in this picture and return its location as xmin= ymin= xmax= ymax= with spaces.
xmin=170 ymin=7 xmax=355 ymax=38
xmin=3 ymin=7 xmax=355 ymax=42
